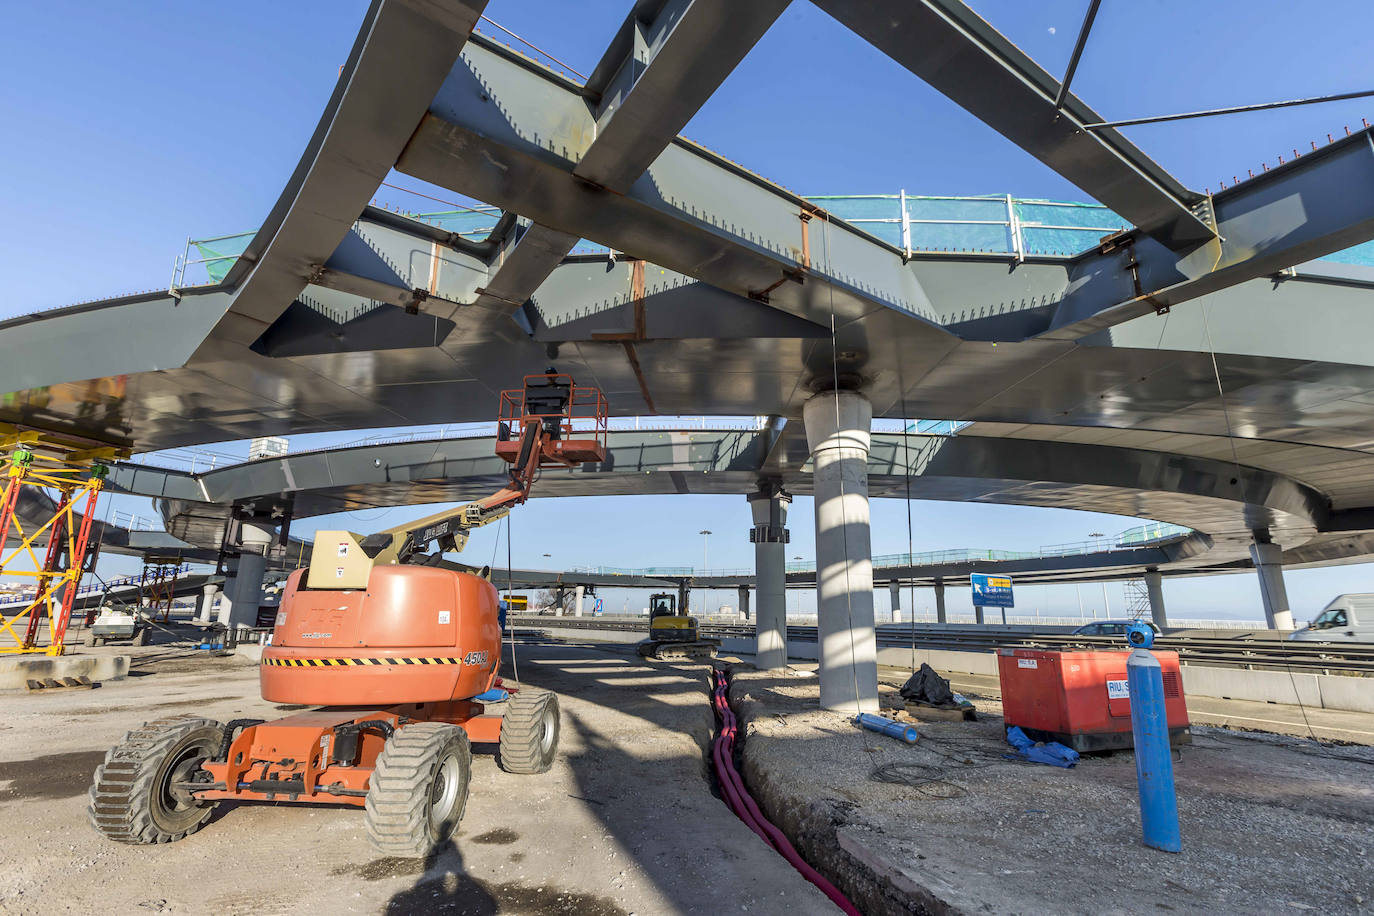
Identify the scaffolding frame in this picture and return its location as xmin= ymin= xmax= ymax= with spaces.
xmin=0 ymin=428 xmax=128 ymax=656
xmin=139 ymin=561 xmax=184 ymax=623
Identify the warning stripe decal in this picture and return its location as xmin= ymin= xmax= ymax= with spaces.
xmin=262 ymin=656 xmax=463 ymax=668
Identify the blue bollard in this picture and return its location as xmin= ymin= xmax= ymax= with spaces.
xmin=1125 ymin=622 xmax=1181 ymax=852
xmin=855 ymin=713 xmax=919 ymax=744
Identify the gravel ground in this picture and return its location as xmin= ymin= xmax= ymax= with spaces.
xmin=732 ymin=667 xmax=1374 ymax=916
xmin=0 ymin=644 xmax=831 ymax=915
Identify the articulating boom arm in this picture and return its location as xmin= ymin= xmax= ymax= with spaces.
xmin=380 ymin=416 xmax=551 ymax=565
xmin=307 ymin=371 xmax=608 ymax=588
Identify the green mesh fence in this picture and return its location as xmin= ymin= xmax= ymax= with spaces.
xmin=185 ymin=194 xmax=1374 ymax=285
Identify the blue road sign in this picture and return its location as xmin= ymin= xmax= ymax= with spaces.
xmin=971 ymin=573 xmax=1014 ymax=608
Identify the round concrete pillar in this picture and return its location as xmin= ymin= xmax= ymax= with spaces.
xmin=198 ymin=583 xmax=220 ymax=623
xmin=1249 ymin=540 xmax=1294 ymax=630
xmin=1144 ymin=569 xmax=1168 ymax=630
xmin=803 ymin=390 xmax=878 ymax=712
xmin=748 ymin=486 xmax=791 ymax=671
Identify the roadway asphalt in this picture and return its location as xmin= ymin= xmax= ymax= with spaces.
xmin=0 ymin=643 xmax=831 ymax=915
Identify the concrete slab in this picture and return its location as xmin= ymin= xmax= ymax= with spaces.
xmin=732 ymin=667 xmax=1374 ymax=915
xmin=0 ymin=653 xmax=128 ymax=691
xmin=0 ymin=643 xmax=831 ymax=914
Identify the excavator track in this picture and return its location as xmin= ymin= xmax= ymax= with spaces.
xmin=638 ymin=640 xmax=720 ymax=662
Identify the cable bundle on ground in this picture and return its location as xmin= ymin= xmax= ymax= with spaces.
xmin=709 ymin=668 xmax=860 ymax=915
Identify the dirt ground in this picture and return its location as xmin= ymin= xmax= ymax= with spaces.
xmin=0 ymin=643 xmax=832 ymax=915
xmin=732 ymin=667 xmax=1374 ymax=916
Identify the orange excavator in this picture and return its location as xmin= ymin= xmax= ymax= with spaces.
xmin=88 ymin=371 xmax=607 ymax=856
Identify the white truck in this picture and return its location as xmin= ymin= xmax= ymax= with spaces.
xmin=1289 ymin=594 xmax=1374 ymax=642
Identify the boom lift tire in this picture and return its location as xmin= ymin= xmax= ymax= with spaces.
xmin=498 ymin=690 xmax=560 ymax=775
xmin=87 ymin=715 xmax=223 ymax=844
xmin=365 ymin=723 xmax=472 ymax=858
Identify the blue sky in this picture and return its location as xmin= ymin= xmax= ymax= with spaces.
xmin=4 ymin=1 xmax=1374 ymax=621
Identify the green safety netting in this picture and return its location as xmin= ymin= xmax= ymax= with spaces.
xmin=810 ymin=194 xmax=1129 ymax=257
xmin=191 ymin=232 xmax=255 ymax=284
xmin=1318 ymin=238 xmax=1374 ymax=267
xmin=186 ymin=195 xmax=1374 ymax=285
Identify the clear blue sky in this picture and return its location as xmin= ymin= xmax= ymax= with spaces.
xmin=4 ymin=1 xmax=1374 ymax=621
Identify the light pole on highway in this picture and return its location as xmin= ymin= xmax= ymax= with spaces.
xmin=699 ymin=529 xmax=712 ymax=613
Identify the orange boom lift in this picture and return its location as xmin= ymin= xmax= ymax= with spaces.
xmin=88 ymin=371 xmax=607 ymax=856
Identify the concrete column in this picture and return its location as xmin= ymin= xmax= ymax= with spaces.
xmin=574 ymin=585 xmax=585 ymax=617
xmin=221 ymin=552 xmax=266 ymax=631
xmin=1144 ymin=569 xmax=1168 ymax=629
xmin=888 ymin=581 xmax=901 ymax=623
xmin=737 ymin=586 xmax=750 ymax=621
xmin=804 ymin=390 xmax=878 ymax=712
xmin=934 ymin=579 xmax=947 ymax=623
xmin=1249 ymin=540 xmax=1294 ymax=630
xmin=221 ymin=523 xmax=271 ymax=631
xmin=748 ymin=484 xmax=791 ymax=671
xmin=198 ymin=583 xmax=220 ymax=623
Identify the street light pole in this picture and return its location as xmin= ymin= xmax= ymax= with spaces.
xmin=699 ymin=529 xmax=712 ymax=614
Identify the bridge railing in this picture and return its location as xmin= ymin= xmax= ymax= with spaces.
xmin=131 ymin=416 xmax=972 ymax=475
xmin=571 ymin=522 xmax=1193 ymax=580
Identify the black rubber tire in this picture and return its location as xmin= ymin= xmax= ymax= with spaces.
xmin=88 ymin=715 xmax=222 ymax=844
xmin=132 ymin=627 xmax=148 ymax=647
xmin=498 ymin=690 xmax=560 ymax=775
xmin=82 ymin=631 xmax=96 ymax=648
xmin=364 ymin=723 xmax=472 ymax=858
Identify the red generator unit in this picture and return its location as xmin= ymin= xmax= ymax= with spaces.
xmin=996 ymin=648 xmax=1191 ymax=752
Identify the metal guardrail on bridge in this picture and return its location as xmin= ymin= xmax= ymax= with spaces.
xmin=508 ymin=616 xmax=1374 ymax=677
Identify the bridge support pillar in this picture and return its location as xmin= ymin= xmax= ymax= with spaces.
xmin=934 ymin=579 xmax=947 ymax=623
xmin=888 ymin=580 xmax=901 ymax=623
xmin=1249 ymin=538 xmax=1294 ymax=630
xmin=221 ymin=524 xmax=271 ymax=632
xmin=574 ymin=585 xmax=585 ymax=618
xmin=197 ymin=583 xmax=219 ymax=623
xmin=748 ymin=482 xmax=791 ymax=671
xmin=1144 ymin=569 xmax=1168 ymax=629
xmin=737 ymin=585 xmax=750 ymax=621
xmin=804 ymin=390 xmax=878 ymax=712
xmin=221 ymin=554 xmax=266 ymax=631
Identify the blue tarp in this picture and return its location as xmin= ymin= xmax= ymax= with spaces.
xmin=1006 ymin=726 xmax=1080 ymax=768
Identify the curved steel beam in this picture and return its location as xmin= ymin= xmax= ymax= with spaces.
xmin=113 ymin=429 xmax=1331 ymax=576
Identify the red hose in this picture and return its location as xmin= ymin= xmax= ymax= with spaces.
xmin=710 ymin=669 xmax=861 ymax=915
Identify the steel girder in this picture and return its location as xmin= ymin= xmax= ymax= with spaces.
xmin=456 ymin=0 xmax=791 ymax=322
xmin=811 ymin=0 xmax=1215 ymax=249
xmin=115 ymin=428 xmax=1328 ymax=565
xmin=1048 ymin=129 xmax=1374 ymax=338
xmin=395 ymin=28 xmax=1374 ymax=350
xmin=203 ymin=0 xmax=488 ymax=348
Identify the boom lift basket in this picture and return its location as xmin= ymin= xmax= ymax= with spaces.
xmin=495 ymin=373 xmax=608 ymax=468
